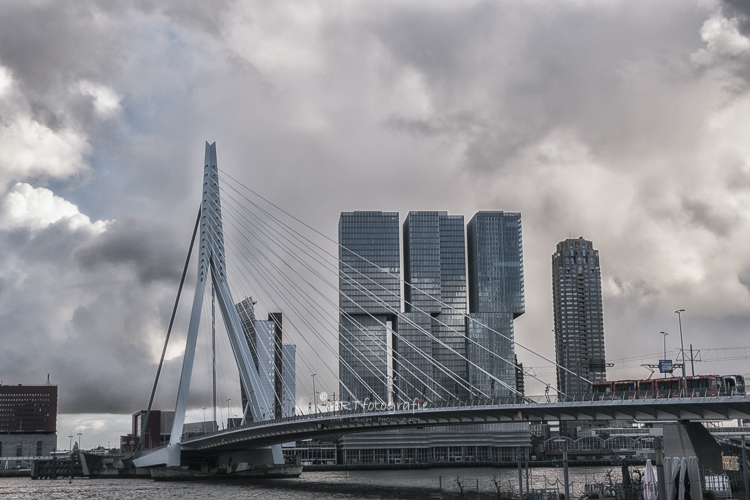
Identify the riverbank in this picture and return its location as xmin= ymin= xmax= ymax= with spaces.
xmin=304 ymin=459 xmax=645 ymax=472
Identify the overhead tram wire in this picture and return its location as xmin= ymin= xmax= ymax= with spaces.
xmin=218 ymin=183 xmax=521 ymax=398
xmin=218 ymin=199 xmax=452 ymax=404
xmin=220 ymin=172 xmax=585 ymax=391
xmin=217 ymin=193 xmax=474 ymax=403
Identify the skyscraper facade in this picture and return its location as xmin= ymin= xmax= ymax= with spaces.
xmin=400 ymin=211 xmax=467 ymax=402
xmin=281 ymin=344 xmax=296 ymax=417
xmin=466 ymin=212 xmax=525 ymax=399
xmin=552 ymin=237 xmax=606 ymax=396
xmin=338 ymin=211 xmax=400 ymax=404
xmin=235 ymin=299 xmax=295 ymax=421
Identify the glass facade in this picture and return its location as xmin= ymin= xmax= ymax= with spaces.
xmin=281 ymin=344 xmax=296 ymax=417
xmin=552 ymin=237 xmax=607 ymax=396
xmin=338 ymin=210 xmax=525 ymax=404
xmin=401 ymin=212 xmax=467 ymax=402
xmin=338 ymin=212 xmax=400 ymax=404
xmin=466 ymin=212 xmax=525 ymax=398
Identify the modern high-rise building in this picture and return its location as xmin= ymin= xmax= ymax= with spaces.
xmin=552 ymin=237 xmax=606 ymax=396
xmin=337 ymin=210 xmax=531 ymax=461
xmin=466 ymin=212 xmax=525 ymax=399
xmin=281 ymin=344 xmax=296 ymax=417
xmin=338 ymin=211 xmax=400 ymax=404
xmin=400 ymin=211 xmax=467 ymax=402
xmin=235 ymin=299 xmax=295 ymax=421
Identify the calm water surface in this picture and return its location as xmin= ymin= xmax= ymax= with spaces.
xmin=0 ymin=466 xmax=633 ymax=499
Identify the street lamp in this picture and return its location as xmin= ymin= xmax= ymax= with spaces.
xmin=659 ymin=332 xmax=669 ymax=379
xmin=68 ymin=431 xmax=73 ymax=451
xmin=202 ymin=406 xmax=207 ymax=429
xmin=226 ymin=399 xmax=232 ymax=428
xmin=77 ymin=429 xmax=83 ymax=450
xmin=311 ymin=373 xmax=318 ymax=414
xmin=675 ymin=309 xmax=687 ymax=390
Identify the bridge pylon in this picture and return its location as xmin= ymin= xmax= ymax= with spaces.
xmin=134 ymin=142 xmax=283 ymax=470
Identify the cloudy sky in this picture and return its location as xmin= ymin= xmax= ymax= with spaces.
xmin=2 ymin=0 xmax=750 ymax=450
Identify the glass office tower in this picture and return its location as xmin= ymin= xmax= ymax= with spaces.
xmin=552 ymin=237 xmax=606 ymax=396
xmin=338 ymin=212 xmax=400 ymax=404
xmin=466 ymin=212 xmax=525 ymax=399
xmin=401 ymin=212 xmax=468 ymax=402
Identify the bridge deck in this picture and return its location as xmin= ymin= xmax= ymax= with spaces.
xmin=176 ymin=395 xmax=750 ymax=452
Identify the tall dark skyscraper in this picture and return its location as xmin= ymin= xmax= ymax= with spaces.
xmin=466 ymin=212 xmax=525 ymax=398
xmin=552 ymin=237 xmax=607 ymax=396
xmin=400 ymin=211 xmax=467 ymax=402
xmin=338 ymin=211 xmax=400 ymax=404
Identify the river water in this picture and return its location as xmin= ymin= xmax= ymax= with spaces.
xmin=0 ymin=466 xmax=634 ymax=499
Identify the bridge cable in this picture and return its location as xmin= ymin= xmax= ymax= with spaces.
xmin=137 ymin=207 xmax=200 ymax=455
xmin=218 ymin=185 xmax=515 ymax=399
xmin=221 ymin=172 xmax=585 ymax=388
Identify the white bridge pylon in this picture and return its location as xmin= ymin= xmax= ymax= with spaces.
xmin=136 ymin=142 xmax=283 ymax=468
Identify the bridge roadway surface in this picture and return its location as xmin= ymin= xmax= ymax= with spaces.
xmin=171 ymin=395 xmax=750 ymax=453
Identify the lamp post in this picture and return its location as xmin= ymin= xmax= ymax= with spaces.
xmin=659 ymin=332 xmax=669 ymax=379
xmin=311 ymin=373 xmax=318 ymax=414
xmin=675 ymin=309 xmax=686 ymax=390
xmin=68 ymin=432 xmax=73 ymax=451
xmin=226 ymin=398 xmax=232 ymax=427
xmin=77 ymin=429 xmax=83 ymax=450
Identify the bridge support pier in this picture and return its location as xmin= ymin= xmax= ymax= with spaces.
xmin=663 ymin=421 xmax=723 ymax=474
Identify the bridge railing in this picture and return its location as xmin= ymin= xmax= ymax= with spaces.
xmin=180 ymin=389 xmax=746 ymax=443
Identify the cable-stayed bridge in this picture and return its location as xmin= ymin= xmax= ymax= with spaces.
xmin=132 ymin=143 xmax=750 ymax=475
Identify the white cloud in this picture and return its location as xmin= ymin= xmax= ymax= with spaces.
xmin=0 ymin=117 xmax=90 ymax=184
xmin=0 ymin=182 xmax=107 ymax=233
xmin=78 ymin=80 xmax=122 ymax=116
xmin=701 ymin=14 xmax=750 ymax=55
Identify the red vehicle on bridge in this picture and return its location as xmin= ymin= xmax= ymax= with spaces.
xmin=592 ymin=374 xmax=745 ymax=399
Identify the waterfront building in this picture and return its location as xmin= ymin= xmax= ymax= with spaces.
xmin=551 ymin=237 xmax=607 ymax=396
xmin=466 ymin=211 xmax=525 ymax=399
xmin=338 ymin=211 xmax=400 ymax=404
xmin=338 ymin=423 xmax=531 ymax=465
xmin=336 ymin=210 xmax=530 ymax=462
xmin=0 ymin=382 xmax=57 ymax=463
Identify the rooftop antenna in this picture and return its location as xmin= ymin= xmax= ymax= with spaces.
xmin=45 ymin=374 xmax=51 ymax=386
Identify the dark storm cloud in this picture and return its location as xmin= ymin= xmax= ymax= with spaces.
xmin=74 ymin=217 xmax=184 ymax=284
xmin=722 ymin=0 xmax=750 ymax=36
